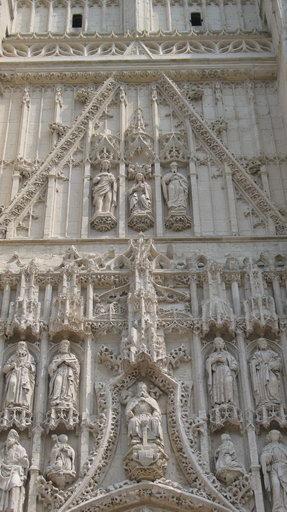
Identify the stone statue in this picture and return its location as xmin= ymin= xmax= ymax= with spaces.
xmin=46 ymin=434 xmax=76 ymax=488
xmin=126 ymin=382 xmax=163 ymax=444
xmin=124 ymin=382 xmax=167 ymax=480
xmin=250 ymin=338 xmax=282 ymax=408
xmin=215 ymin=433 xmax=245 ymax=485
xmin=2 ymin=341 xmax=36 ymax=427
xmin=206 ymin=337 xmax=238 ymax=406
xmin=47 ymin=340 xmax=80 ymax=429
xmin=206 ymin=338 xmax=240 ymax=430
xmin=128 ymin=172 xmax=153 ymax=231
xmin=0 ymin=429 xmax=29 ymax=512
xmin=161 ymin=162 xmax=191 ymax=231
xmin=261 ymin=430 xmax=287 ymax=511
xmin=90 ymin=159 xmax=117 ymax=231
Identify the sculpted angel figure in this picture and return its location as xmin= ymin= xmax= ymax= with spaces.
xmin=261 ymin=430 xmax=287 ymax=512
xmin=215 ymin=433 xmax=245 ymax=485
xmin=92 ymin=159 xmax=117 ymax=216
xmin=125 ymin=382 xmax=163 ymax=445
xmin=3 ymin=341 xmax=36 ymax=413
xmin=48 ymin=340 xmax=80 ymax=410
xmin=0 ymin=429 xmax=29 ymax=512
xmin=161 ymin=162 xmax=189 ymax=215
xmin=129 ymin=172 xmax=152 ymax=216
xmin=250 ymin=338 xmax=282 ymax=407
xmin=206 ymin=337 xmax=238 ymax=406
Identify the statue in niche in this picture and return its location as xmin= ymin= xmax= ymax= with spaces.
xmin=161 ymin=161 xmax=191 ymax=231
xmin=47 ymin=340 xmax=80 ymax=430
xmin=1 ymin=341 xmax=36 ymax=428
xmin=250 ymin=338 xmax=282 ymax=407
xmin=0 ymin=429 xmax=29 ymax=512
xmin=90 ymin=159 xmax=117 ymax=231
xmin=261 ymin=429 xmax=287 ymax=511
xmin=46 ymin=434 xmax=76 ymax=489
xmin=249 ymin=338 xmax=285 ymax=429
xmin=126 ymin=382 xmax=163 ymax=444
xmin=128 ymin=172 xmax=154 ymax=232
xmin=215 ymin=433 xmax=245 ymax=485
xmin=124 ymin=382 xmax=168 ymax=481
xmin=206 ymin=338 xmax=240 ymax=430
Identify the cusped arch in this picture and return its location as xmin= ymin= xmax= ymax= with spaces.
xmin=66 ymin=481 xmax=234 ymax=512
xmin=59 ymin=356 xmax=237 ymax=512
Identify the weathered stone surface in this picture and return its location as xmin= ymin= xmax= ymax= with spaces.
xmin=0 ymin=2 xmax=286 ymax=512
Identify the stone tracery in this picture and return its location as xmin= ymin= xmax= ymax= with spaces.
xmin=0 ymin=1 xmax=286 ymax=511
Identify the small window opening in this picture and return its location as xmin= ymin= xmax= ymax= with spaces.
xmin=190 ymin=12 xmax=202 ymax=27
xmin=72 ymin=14 xmax=83 ymax=28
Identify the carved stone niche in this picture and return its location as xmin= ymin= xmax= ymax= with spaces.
xmin=127 ymin=172 xmax=154 ymax=232
xmin=45 ymin=340 xmax=80 ymax=431
xmin=6 ymin=262 xmax=41 ymax=340
xmin=90 ymin=158 xmax=118 ymax=232
xmin=0 ymin=341 xmax=36 ymax=431
xmin=161 ymin=162 xmax=192 ymax=232
xmin=243 ymin=295 xmax=278 ymax=338
xmin=249 ymin=338 xmax=287 ymax=430
xmin=206 ymin=338 xmax=242 ymax=432
xmin=49 ymin=271 xmax=85 ymax=341
xmin=123 ymin=382 xmax=168 ymax=481
xmin=46 ymin=434 xmax=76 ymax=489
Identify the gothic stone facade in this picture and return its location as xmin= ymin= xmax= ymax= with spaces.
xmin=0 ymin=1 xmax=287 ymax=512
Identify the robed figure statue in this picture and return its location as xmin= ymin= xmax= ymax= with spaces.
xmin=0 ymin=429 xmax=29 ymax=512
xmin=47 ymin=339 xmax=80 ymax=429
xmin=261 ymin=430 xmax=287 ymax=512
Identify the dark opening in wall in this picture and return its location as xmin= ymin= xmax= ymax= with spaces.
xmin=72 ymin=14 xmax=83 ymax=28
xmin=190 ymin=12 xmax=202 ymax=26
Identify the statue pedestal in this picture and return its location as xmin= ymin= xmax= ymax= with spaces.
xmin=165 ymin=211 xmax=192 ymax=231
xmin=46 ymin=469 xmax=76 ymax=489
xmin=124 ymin=442 xmax=168 ymax=481
xmin=90 ymin=212 xmax=117 ymax=232
xmin=209 ymin=403 xmax=242 ymax=432
xmin=216 ymin=466 xmax=245 ymax=486
xmin=45 ymin=405 xmax=79 ymax=431
xmin=128 ymin=211 xmax=154 ymax=232
xmin=0 ymin=406 xmax=32 ymax=431
xmin=255 ymin=403 xmax=287 ymax=430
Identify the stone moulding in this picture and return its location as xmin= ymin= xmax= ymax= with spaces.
xmin=59 ymin=481 xmax=238 ymax=512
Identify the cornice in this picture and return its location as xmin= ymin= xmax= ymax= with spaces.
xmin=0 ymin=235 xmax=286 ymax=247
xmin=0 ymin=63 xmax=277 ymax=86
xmin=4 ymin=28 xmax=272 ymax=43
xmin=0 ymin=32 xmax=274 ymax=60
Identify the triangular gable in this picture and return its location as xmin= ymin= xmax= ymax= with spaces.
xmin=157 ymin=74 xmax=287 ymax=234
xmin=0 ymin=75 xmax=119 ymax=238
